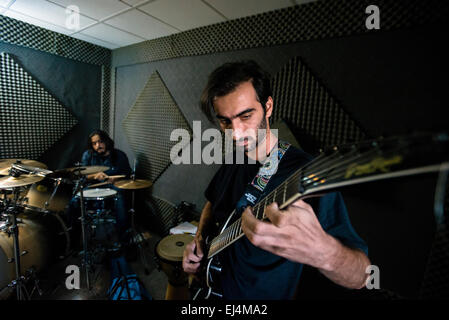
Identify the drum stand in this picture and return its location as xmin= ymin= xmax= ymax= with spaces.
xmin=2 ymin=187 xmax=42 ymax=300
xmin=128 ymin=188 xmax=150 ymax=275
xmin=72 ymin=170 xmax=91 ymax=290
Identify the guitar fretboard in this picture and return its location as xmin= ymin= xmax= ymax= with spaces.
xmin=206 ymin=132 xmax=449 ymax=259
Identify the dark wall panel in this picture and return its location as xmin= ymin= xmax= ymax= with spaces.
xmin=0 ymin=41 xmax=102 ymax=170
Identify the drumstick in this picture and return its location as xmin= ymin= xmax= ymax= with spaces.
xmin=88 ymin=181 xmax=109 ymax=188
xmin=107 ymin=175 xmax=126 ymax=179
xmin=88 ymin=175 xmax=126 ymax=188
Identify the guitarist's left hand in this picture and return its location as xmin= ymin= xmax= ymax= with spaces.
xmin=241 ymin=199 xmax=336 ymax=270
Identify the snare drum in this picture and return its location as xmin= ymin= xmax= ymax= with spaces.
xmin=155 ymin=234 xmax=193 ymax=300
xmin=75 ymin=188 xmax=117 ymax=214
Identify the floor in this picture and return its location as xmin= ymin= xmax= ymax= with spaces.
xmin=2 ymin=228 xmax=186 ymax=301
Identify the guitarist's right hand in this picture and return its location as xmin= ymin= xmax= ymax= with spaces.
xmin=182 ymin=234 xmax=205 ymax=275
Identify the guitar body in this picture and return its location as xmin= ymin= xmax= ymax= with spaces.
xmin=192 ymin=254 xmax=223 ymax=299
xmin=192 ymin=209 xmax=239 ymax=300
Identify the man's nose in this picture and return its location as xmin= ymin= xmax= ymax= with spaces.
xmin=230 ymin=120 xmax=245 ymax=140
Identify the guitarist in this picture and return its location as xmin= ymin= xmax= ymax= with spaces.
xmin=182 ymin=61 xmax=371 ymax=299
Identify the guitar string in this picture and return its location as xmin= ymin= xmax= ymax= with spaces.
xmin=209 ymin=145 xmax=383 ymax=251
xmin=209 ymin=137 xmax=419 ymax=252
xmin=210 ymin=147 xmax=374 ymax=250
xmin=208 ymin=148 xmax=339 ymax=251
xmin=299 ymin=143 xmax=412 ymax=191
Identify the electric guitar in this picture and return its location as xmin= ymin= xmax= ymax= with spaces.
xmin=192 ymin=131 xmax=449 ymax=299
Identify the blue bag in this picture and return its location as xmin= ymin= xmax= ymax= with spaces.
xmin=107 ymin=256 xmax=152 ymax=300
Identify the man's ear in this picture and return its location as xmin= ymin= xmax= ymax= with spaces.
xmin=265 ymin=97 xmax=273 ymax=119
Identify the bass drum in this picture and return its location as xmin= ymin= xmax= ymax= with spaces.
xmin=0 ymin=210 xmax=70 ymax=299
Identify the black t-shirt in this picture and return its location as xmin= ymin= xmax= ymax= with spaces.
xmin=205 ymin=146 xmax=368 ymax=299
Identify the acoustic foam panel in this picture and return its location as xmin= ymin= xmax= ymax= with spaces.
xmin=271 ymin=56 xmax=366 ymax=149
xmin=122 ymin=71 xmax=191 ymax=183
xmin=0 ymin=52 xmax=78 ymax=159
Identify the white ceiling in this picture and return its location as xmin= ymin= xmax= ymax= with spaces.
xmin=0 ymin=0 xmax=316 ymax=50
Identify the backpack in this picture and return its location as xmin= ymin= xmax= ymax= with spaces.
xmin=107 ymin=256 xmax=152 ymax=300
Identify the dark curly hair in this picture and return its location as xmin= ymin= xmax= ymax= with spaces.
xmin=200 ymin=60 xmax=272 ymax=122
xmin=87 ymin=129 xmax=114 ymax=153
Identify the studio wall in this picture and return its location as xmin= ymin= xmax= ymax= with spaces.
xmin=0 ymin=15 xmax=111 ymax=170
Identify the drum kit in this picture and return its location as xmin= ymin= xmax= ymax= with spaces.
xmin=0 ymin=158 xmax=152 ymax=300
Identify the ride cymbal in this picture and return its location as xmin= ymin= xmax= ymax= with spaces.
xmin=56 ymin=166 xmax=109 ymax=176
xmin=0 ymin=159 xmax=47 ymax=175
xmin=114 ymin=179 xmax=152 ymax=190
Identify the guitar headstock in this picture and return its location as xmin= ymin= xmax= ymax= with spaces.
xmin=298 ymin=131 xmax=449 ymax=194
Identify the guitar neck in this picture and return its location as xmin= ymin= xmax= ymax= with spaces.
xmin=206 ymin=132 xmax=449 ymax=259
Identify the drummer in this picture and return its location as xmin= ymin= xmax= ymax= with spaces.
xmin=81 ymin=130 xmax=131 ymax=184
xmin=68 ymin=129 xmax=132 ymax=250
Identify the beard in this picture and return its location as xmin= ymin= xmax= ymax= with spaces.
xmin=95 ymin=146 xmax=107 ymax=156
xmin=235 ymin=117 xmax=267 ymax=153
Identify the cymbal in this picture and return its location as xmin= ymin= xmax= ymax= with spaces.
xmin=56 ymin=166 xmax=109 ymax=176
xmin=0 ymin=175 xmax=44 ymax=189
xmin=0 ymin=159 xmax=47 ymax=175
xmin=114 ymin=179 xmax=152 ymax=190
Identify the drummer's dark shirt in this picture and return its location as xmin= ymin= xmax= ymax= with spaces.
xmin=81 ymin=148 xmax=131 ymax=179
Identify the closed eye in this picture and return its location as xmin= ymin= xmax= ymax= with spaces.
xmin=219 ymin=118 xmax=231 ymax=125
xmin=240 ymin=113 xmax=252 ymax=120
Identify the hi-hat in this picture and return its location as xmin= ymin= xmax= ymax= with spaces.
xmin=56 ymin=166 xmax=109 ymax=176
xmin=0 ymin=175 xmax=44 ymax=189
xmin=0 ymin=159 xmax=47 ymax=175
xmin=114 ymin=179 xmax=152 ymax=190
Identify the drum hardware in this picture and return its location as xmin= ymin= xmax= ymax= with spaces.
xmin=43 ymin=178 xmax=63 ymax=210
xmin=4 ymin=266 xmax=43 ymax=299
xmin=67 ymin=162 xmax=91 ymax=290
xmin=0 ymin=159 xmax=47 ymax=176
xmin=69 ymin=163 xmax=114 ymax=291
xmin=71 ymin=163 xmax=91 ymax=290
xmin=1 ymin=160 xmax=72 ymax=300
xmin=76 ymin=188 xmax=119 ymax=258
xmin=0 ymin=185 xmax=40 ymax=300
xmin=10 ymin=163 xmax=52 ymax=177
xmin=114 ymin=174 xmax=153 ymax=274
